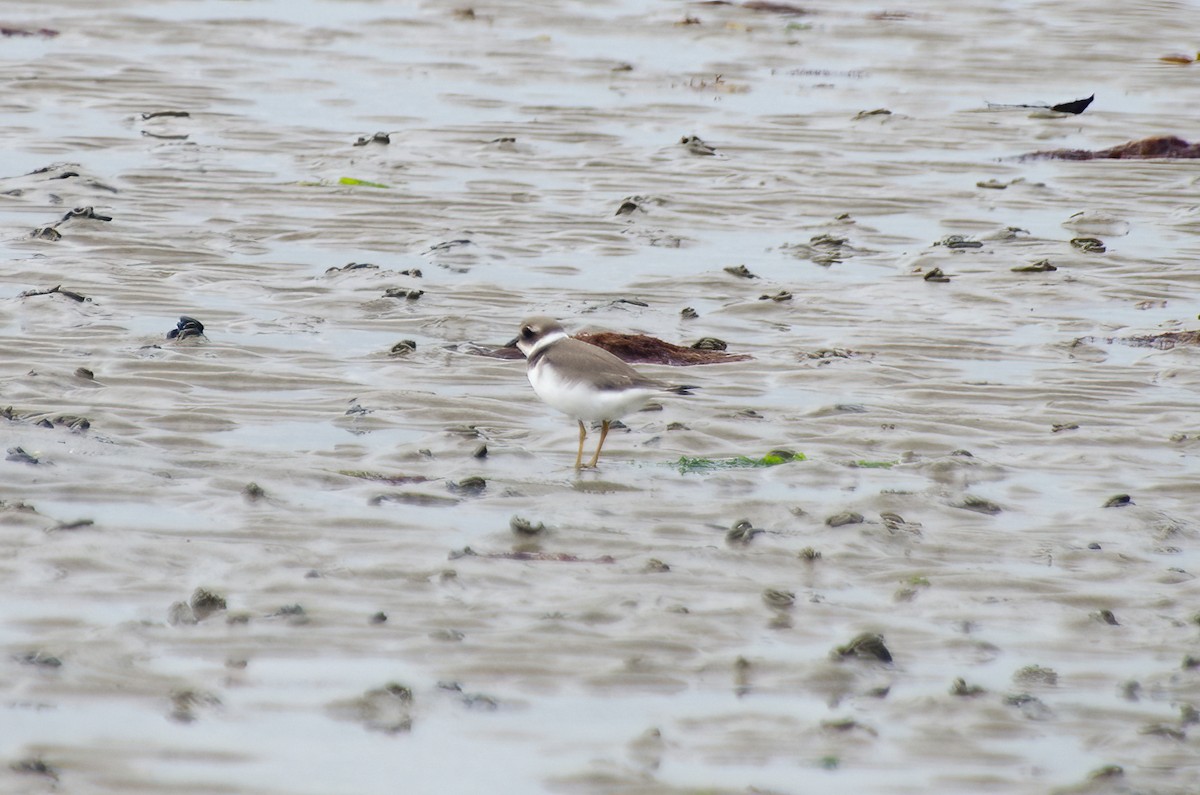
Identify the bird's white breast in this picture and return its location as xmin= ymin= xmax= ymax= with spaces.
xmin=528 ymin=358 xmax=656 ymax=422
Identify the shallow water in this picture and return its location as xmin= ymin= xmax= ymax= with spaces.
xmin=3 ymin=1 xmax=1200 ymax=793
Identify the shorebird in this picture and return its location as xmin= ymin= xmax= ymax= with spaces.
xmin=513 ymin=316 xmax=693 ymax=469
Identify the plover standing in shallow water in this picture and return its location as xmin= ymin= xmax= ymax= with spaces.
xmin=513 ymin=316 xmax=694 ymax=469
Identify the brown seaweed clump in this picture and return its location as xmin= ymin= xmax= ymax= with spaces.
xmin=575 ymin=331 xmax=752 ymax=365
xmin=1078 ymin=330 xmax=1200 ymax=350
xmin=470 ymin=331 xmax=752 ymax=365
xmin=697 ymin=1 xmax=810 ymax=14
xmin=1119 ymin=330 xmax=1200 ymax=349
xmin=1024 ymin=135 xmax=1200 ymax=161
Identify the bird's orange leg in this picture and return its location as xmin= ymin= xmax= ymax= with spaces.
xmin=586 ymin=420 xmax=611 ymax=468
xmin=574 ymin=420 xmax=587 ymax=470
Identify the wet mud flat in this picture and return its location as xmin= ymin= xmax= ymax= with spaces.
xmin=2 ymin=1 xmax=1199 ymax=793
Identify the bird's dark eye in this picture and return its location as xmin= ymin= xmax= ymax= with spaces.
xmin=521 ymin=326 xmax=535 ymax=340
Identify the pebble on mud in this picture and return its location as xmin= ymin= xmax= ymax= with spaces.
xmin=190 ymin=588 xmax=227 ymax=620
xmin=16 ymin=651 xmax=62 ymax=668
xmin=1004 ymin=693 xmax=1053 ymax=720
xmin=462 ymin=692 xmax=500 ymax=711
xmin=1087 ymin=765 xmax=1124 ymax=781
xmin=937 ymin=235 xmax=983 ymax=249
xmin=1012 ymin=259 xmax=1057 ymax=273
xmin=825 ymin=511 xmax=864 ymax=527
xmin=49 ymin=518 xmax=94 ymax=532
xmin=372 ymin=492 xmax=460 ymax=507
xmin=1013 ymin=664 xmax=1058 ymax=686
xmin=820 ymin=718 xmax=878 ymax=737
xmin=723 ymin=264 xmax=757 ymax=279
xmin=733 ymin=656 xmax=752 ymax=696
xmin=690 ymin=337 xmax=728 ymax=351
xmin=762 ymin=588 xmax=795 ymax=610
xmin=1070 ymin=237 xmax=1106 ymax=253
xmin=169 ymin=688 xmax=221 ymax=723
xmin=950 ymin=677 xmax=985 ymax=697
xmin=7 ymin=446 xmax=40 ymax=465
xmin=166 ymin=316 xmax=205 ymax=341
xmin=680 ymin=134 xmax=717 ymax=155
xmin=353 ymin=132 xmax=392 ymax=146
xmin=325 ymin=262 xmax=379 ymax=273
xmin=383 ymin=287 xmax=424 ymax=300
xmin=955 ymin=496 xmax=1002 ymax=515
xmin=269 ymin=604 xmax=309 ymax=625
xmin=447 ymin=476 xmax=486 ymax=496
xmin=171 ymin=592 xmax=220 ymax=625
xmin=168 ymin=600 xmax=208 ymax=626
xmin=328 ymin=682 xmax=413 ymax=734
xmin=11 ymin=758 xmax=58 ymax=780
xmin=834 ymin=632 xmax=893 ymax=664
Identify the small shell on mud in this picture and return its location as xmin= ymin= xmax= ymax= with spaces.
xmin=726 ymin=519 xmax=760 ymax=545
xmin=762 ymin=588 xmax=795 ymax=610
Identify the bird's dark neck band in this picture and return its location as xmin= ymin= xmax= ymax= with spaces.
xmin=527 ymin=347 xmax=549 ymax=368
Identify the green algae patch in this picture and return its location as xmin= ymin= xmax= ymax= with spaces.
xmin=296 ymin=177 xmax=392 ymax=188
xmin=674 ymin=450 xmax=805 ymax=474
xmin=338 ymin=176 xmax=390 ymax=188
